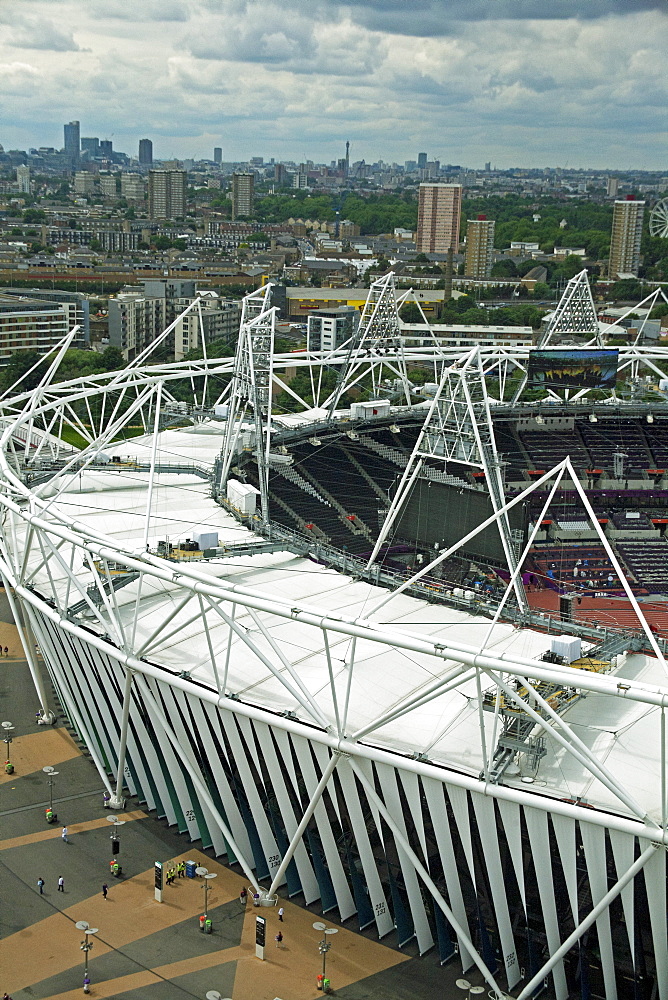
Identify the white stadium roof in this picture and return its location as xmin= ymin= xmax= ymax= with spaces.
xmin=23 ymin=445 xmax=665 ymax=825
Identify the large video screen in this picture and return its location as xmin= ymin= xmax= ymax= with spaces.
xmin=394 ymin=479 xmax=528 ymax=565
xmin=527 ymin=348 xmax=618 ymax=390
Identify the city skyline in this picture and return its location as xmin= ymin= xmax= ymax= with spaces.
xmin=0 ymin=0 xmax=665 ymax=170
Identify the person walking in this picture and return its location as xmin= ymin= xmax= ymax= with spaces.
xmin=61 ymin=826 xmax=69 ymax=844
xmin=275 ymin=930 xmax=283 ymax=948
xmin=102 ymin=883 xmax=108 ymax=899
xmin=3 ymin=646 xmax=8 ymax=657
xmin=178 ymin=862 xmax=185 ymax=878
xmin=58 ymin=876 xmax=65 ymax=892
xmin=37 ymin=877 xmax=45 ymax=895
xmin=278 ymin=906 xmax=284 ymax=922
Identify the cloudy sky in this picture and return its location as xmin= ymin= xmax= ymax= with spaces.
xmin=1 ymin=0 xmax=666 ymax=169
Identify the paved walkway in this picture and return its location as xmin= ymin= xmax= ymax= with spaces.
xmin=0 ymin=585 xmax=490 ymax=1000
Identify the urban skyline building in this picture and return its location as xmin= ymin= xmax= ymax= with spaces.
xmin=464 ymin=214 xmax=496 ymax=279
xmin=81 ymin=137 xmax=100 ymax=157
xmin=63 ymin=120 xmax=80 ymax=165
xmin=148 ymin=168 xmax=187 ymax=219
xmin=16 ymin=165 xmax=31 ymax=194
xmin=231 ymin=171 xmax=255 ymax=220
xmin=213 ymin=146 xmax=222 ymax=165
xmin=120 ymin=172 xmax=145 ymax=202
xmin=607 ymin=176 xmax=620 ymax=198
xmin=609 ymin=197 xmax=645 ymax=278
xmin=417 ymin=151 xmax=427 ymax=169
xmin=138 ymin=138 xmax=153 ymax=166
xmin=416 ymin=182 xmax=463 ymax=254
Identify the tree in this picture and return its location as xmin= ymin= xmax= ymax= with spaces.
xmin=101 ymin=346 xmax=125 ymax=371
xmin=610 ymin=278 xmax=642 ymax=301
xmin=531 ymin=282 xmax=552 ymax=300
xmin=399 ymin=302 xmax=424 ymax=323
xmin=491 ymin=258 xmax=518 ymax=278
xmin=0 ymin=350 xmax=44 ymax=394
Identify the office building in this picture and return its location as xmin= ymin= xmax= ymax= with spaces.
xmin=609 ymin=197 xmax=645 ymax=278
xmin=464 ymin=215 xmax=495 ymax=279
xmin=138 ymin=138 xmax=153 ymax=166
xmin=121 ymin=173 xmax=145 ymax=202
xmin=274 ymin=164 xmax=287 ymax=186
xmin=63 ymin=120 xmax=80 ymax=165
xmin=148 ymin=169 xmax=187 ymax=219
xmin=416 ymin=182 xmax=462 ymax=254
xmin=231 ymin=172 xmax=254 ymax=220
xmin=99 ymin=139 xmax=113 ymax=157
xmin=16 ymin=165 xmax=31 ymax=194
xmin=417 ymin=152 xmax=427 ymax=170
xmin=307 ymin=306 xmax=358 ymax=353
xmin=213 ymin=146 xmax=222 ymax=165
xmin=81 ymin=137 xmax=100 ymax=157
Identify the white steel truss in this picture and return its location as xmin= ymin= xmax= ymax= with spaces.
xmin=367 ymin=347 xmax=527 ymax=610
xmin=539 ymin=268 xmax=600 ymax=347
xmin=1 ymin=280 xmax=668 ymax=999
xmin=324 ymin=272 xmax=413 ymax=412
xmin=217 ymin=284 xmax=276 ymax=521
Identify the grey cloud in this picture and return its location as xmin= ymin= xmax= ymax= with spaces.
xmin=5 ymin=16 xmax=81 ymax=52
xmin=341 ymin=0 xmax=665 ymax=34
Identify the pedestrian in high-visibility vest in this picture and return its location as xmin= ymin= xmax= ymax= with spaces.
xmin=178 ymin=862 xmax=185 ymax=878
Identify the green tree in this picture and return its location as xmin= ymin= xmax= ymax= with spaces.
xmin=491 ymin=258 xmax=518 ymax=278
xmin=23 ymin=208 xmax=46 ymax=223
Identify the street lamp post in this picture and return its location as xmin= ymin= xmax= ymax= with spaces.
xmin=196 ymin=867 xmax=217 ymax=928
xmin=43 ymin=765 xmax=59 ymax=810
xmin=313 ymin=921 xmax=338 ymax=990
xmin=76 ymin=920 xmax=99 ymax=994
xmin=2 ymin=721 xmax=15 ymax=773
xmin=456 ymin=979 xmax=486 ymax=1000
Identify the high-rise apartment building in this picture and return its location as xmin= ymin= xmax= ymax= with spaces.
xmin=417 ymin=152 xmax=427 ymax=170
xmin=213 ymin=147 xmax=222 ymax=165
xmin=416 ymin=183 xmax=463 ymax=254
xmin=148 ymin=169 xmax=187 ymax=219
xmin=609 ymin=197 xmax=645 ymax=278
xmin=63 ymin=120 xmax=80 ymax=164
xmin=231 ymin=172 xmax=254 ymax=220
xmin=464 ymin=215 xmax=495 ymax=279
xmin=99 ymin=175 xmax=117 ymax=199
xmin=73 ymin=171 xmax=95 ymax=196
xmin=138 ymin=139 xmax=153 ymax=166
xmin=16 ymin=165 xmax=31 ymax=194
xmin=307 ymin=307 xmax=358 ymax=353
xmin=606 ymin=176 xmax=619 ymax=198
xmin=121 ymin=173 xmax=145 ymax=202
